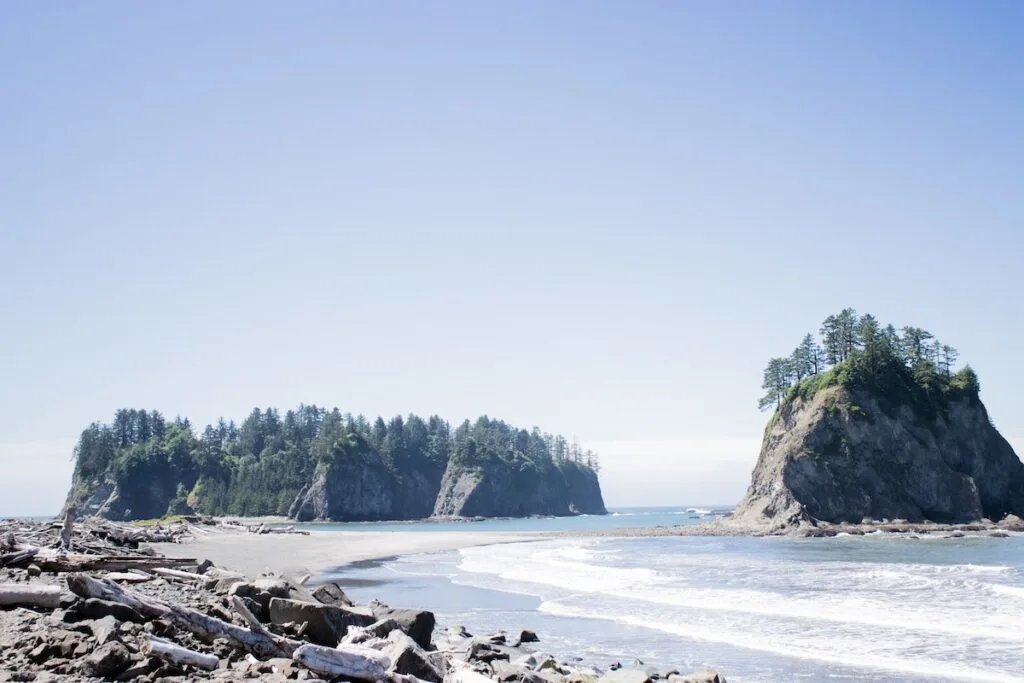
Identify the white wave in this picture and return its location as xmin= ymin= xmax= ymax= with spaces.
xmin=539 ymin=600 xmax=1024 ymax=683
xmin=685 ymin=508 xmax=712 ymax=515
xmin=988 ymin=583 xmax=1024 ymax=599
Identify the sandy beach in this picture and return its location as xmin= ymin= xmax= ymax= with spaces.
xmin=154 ymin=528 xmax=538 ymax=577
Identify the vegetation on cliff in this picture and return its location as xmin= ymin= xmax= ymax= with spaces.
xmin=759 ymin=309 xmax=981 ymax=420
xmin=68 ymin=407 xmax=602 ymax=520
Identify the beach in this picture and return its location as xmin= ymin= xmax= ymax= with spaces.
xmin=154 ymin=527 xmax=537 ymax=577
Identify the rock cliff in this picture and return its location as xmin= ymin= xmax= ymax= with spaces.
xmin=734 ymin=386 xmax=1024 ymax=528
xmin=432 ymin=459 xmax=606 ymax=517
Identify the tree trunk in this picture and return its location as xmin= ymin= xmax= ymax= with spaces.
xmin=0 ymin=584 xmax=61 ymax=609
xmin=66 ymin=573 xmax=301 ymax=659
xmin=292 ymin=643 xmax=389 ymax=681
xmin=61 ymin=506 xmax=75 ymax=552
xmin=142 ymin=637 xmax=220 ymax=670
xmin=39 ymin=555 xmax=195 ymax=573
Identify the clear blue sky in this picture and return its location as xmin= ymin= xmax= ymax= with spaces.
xmin=2 ymin=2 xmax=1022 ymax=514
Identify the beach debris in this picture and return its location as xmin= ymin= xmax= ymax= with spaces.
xmin=0 ymin=516 xmax=731 ymax=683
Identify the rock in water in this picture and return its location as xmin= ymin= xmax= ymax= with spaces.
xmin=734 ymin=386 xmax=1024 ymax=527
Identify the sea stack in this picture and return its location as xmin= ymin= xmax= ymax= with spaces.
xmin=734 ymin=310 xmax=1024 ymax=529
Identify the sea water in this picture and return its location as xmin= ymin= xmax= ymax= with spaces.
xmin=320 ymin=510 xmax=1024 ymax=683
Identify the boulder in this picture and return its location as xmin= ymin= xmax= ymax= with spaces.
xmin=668 ymin=672 xmax=727 ymax=683
xmin=80 ymin=641 xmax=133 ymax=678
xmin=312 ymin=582 xmax=354 ymax=607
xmin=371 ymin=605 xmax=435 ymax=650
xmin=600 ymin=669 xmax=651 ymax=683
xmin=228 ymin=579 xmax=292 ymax=616
xmin=344 ymin=618 xmax=402 ymax=645
xmin=74 ymin=598 xmax=144 ymax=624
xmin=268 ymin=597 xmax=374 ymax=646
xmin=202 ymin=568 xmax=249 ymax=593
xmin=518 ymin=629 xmax=540 ymax=644
xmin=384 ymin=630 xmax=443 ymax=683
xmin=88 ymin=615 xmax=120 ymax=645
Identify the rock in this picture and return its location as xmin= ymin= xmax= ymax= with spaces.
xmin=946 ymin=531 xmax=966 ymax=538
xmin=312 ymin=582 xmax=354 ymax=607
xmin=80 ymin=641 xmax=133 ymax=678
xmin=265 ymin=658 xmax=296 ymax=677
xmin=466 ymin=639 xmax=510 ymax=664
xmin=668 ymin=672 xmax=727 ymax=683
xmin=228 ymin=579 xmax=292 ymax=613
xmin=989 ymin=531 xmax=1010 ymax=538
xmin=998 ymin=514 xmax=1024 ymax=532
xmin=115 ymin=658 xmax=153 ymax=681
xmin=733 ymin=386 xmax=1024 ymax=527
xmin=518 ymin=629 xmax=540 ymax=644
xmin=26 ymin=565 xmax=41 ymax=578
xmin=76 ymin=598 xmax=145 ymax=623
xmin=202 ymin=569 xmax=249 ymax=593
xmin=371 ymin=606 xmax=435 ymax=649
xmin=344 ymin=618 xmax=402 ymax=645
xmin=268 ymin=597 xmax=374 ymax=647
xmin=89 ymin=615 xmax=120 ymax=645
xmin=488 ymin=631 xmax=508 ymax=644
xmin=600 ymin=669 xmax=651 ymax=683
xmin=384 ymin=630 xmax=443 ymax=682
xmin=196 ymin=559 xmax=214 ymax=574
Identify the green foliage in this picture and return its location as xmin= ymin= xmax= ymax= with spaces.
xmin=70 ymin=404 xmax=600 ymax=520
xmin=762 ymin=310 xmax=979 ymax=421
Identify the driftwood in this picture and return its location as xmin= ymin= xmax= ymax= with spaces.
xmin=61 ymin=506 xmax=75 ymax=552
xmin=152 ymin=567 xmax=204 ymax=581
xmin=38 ymin=554 xmax=195 ymax=573
xmin=249 ymin=524 xmax=311 ymax=536
xmin=0 ymin=584 xmax=61 ymax=609
xmin=446 ymin=665 xmax=499 ymax=683
xmin=292 ymin=643 xmax=389 ymax=681
xmin=142 ymin=637 xmax=219 ymax=670
xmin=104 ymin=572 xmax=153 ymax=583
xmin=66 ymin=573 xmax=302 ymax=659
xmin=230 ymin=595 xmax=275 ymax=638
xmin=0 ymin=547 xmax=39 ymax=568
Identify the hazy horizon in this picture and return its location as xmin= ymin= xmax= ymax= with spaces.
xmin=3 ymin=2 xmax=1022 ymax=515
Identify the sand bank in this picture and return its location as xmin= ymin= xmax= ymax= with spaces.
xmin=154 ymin=528 xmax=537 ymax=577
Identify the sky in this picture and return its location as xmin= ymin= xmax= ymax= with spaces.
xmin=1 ymin=2 xmax=1022 ymax=515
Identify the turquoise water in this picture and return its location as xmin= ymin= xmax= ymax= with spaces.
xmin=320 ymin=508 xmax=1024 ymax=683
xmin=299 ymin=506 xmax=730 ymax=534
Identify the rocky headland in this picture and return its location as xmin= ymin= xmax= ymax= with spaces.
xmin=734 ymin=310 xmax=1024 ymax=532
xmin=64 ymin=410 xmax=605 ymax=523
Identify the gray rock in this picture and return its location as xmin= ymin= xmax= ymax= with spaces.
xmin=668 ymin=672 xmax=727 ymax=683
xmin=312 ymin=582 xmax=353 ymax=607
xmin=80 ymin=641 xmax=133 ymax=678
xmin=268 ymin=597 xmax=374 ymax=647
xmin=345 ymin=618 xmax=401 ymax=645
xmin=600 ymin=669 xmax=651 ymax=683
xmin=733 ymin=388 xmax=1024 ymax=527
xmin=385 ymin=630 xmax=443 ymax=682
xmin=518 ymin=629 xmax=540 ymax=643
xmin=88 ymin=615 xmax=120 ymax=645
xmin=26 ymin=565 xmax=41 ymax=578
xmin=371 ymin=605 xmax=435 ymax=649
xmin=76 ymin=598 xmax=145 ymax=623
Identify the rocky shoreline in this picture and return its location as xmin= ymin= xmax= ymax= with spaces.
xmin=0 ymin=518 xmax=724 ymax=683
xmin=566 ymin=513 xmax=1024 ymax=539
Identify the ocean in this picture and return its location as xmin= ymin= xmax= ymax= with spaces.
xmin=316 ymin=508 xmax=1024 ymax=683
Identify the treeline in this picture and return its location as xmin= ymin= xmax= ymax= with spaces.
xmin=759 ymin=309 xmax=980 ymax=412
xmin=71 ymin=406 xmax=600 ymax=518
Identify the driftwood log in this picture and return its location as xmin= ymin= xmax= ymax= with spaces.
xmin=0 ymin=547 xmax=39 ymax=568
xmin=61 ymin=506 xmax=75 ymax=552
xmin=0 ymin=584 xmax=62 ymax=609
xmin=152 ymin=567 xmax=204 ymax=581
xmin=292 ymin=643 xmax=389 ymax=681
xmin=66 ymin=573 xmax=301 ymax=659
xmin=142 ymin=637 xmax=219 ymax=670
xmin=38 ymin=555 xmax=195 ymax=573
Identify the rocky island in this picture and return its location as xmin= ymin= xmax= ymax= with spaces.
xmin=734 ymin=309 xmax=1024 ymax=530
xmin=64 ymin=410 xmax=605 ymax=523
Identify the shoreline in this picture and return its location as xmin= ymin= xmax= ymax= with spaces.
xmin=154 ymin=527 xmax=540 ymax=577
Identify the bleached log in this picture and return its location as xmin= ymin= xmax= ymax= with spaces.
xmin=38 ymin=554 xmax=195 ymax=573
xmin=142 ymin=637 xmax=219 ymax=671
xmin=230 ymin=595 xmax=273 ymax=637
xmin=0 ymin=584 xmax=61 ymax=609
xmin=61 ymin=506 xmax=75 ymax=552
xmin=105 ymin=572 xmax=153 ymax=583
xmin=66 ymin=573 xmax=301 ymax=659
xmin=152 ymin=567 xmax=203 ymax=581
xmin=293 ymin=643 xmax=389 ymax=681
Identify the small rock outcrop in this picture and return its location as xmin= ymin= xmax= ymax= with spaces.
xmin=735 ymin=386 xmax=1024 ymax=528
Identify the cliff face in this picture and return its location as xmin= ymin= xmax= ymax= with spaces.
xmin=433 ymin=459 xmax=607 ymax=517
xmin=734 ymin=386 xmax=1024 ymax=527
xmin=291 ymin=449 xmax=447 ymax=522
